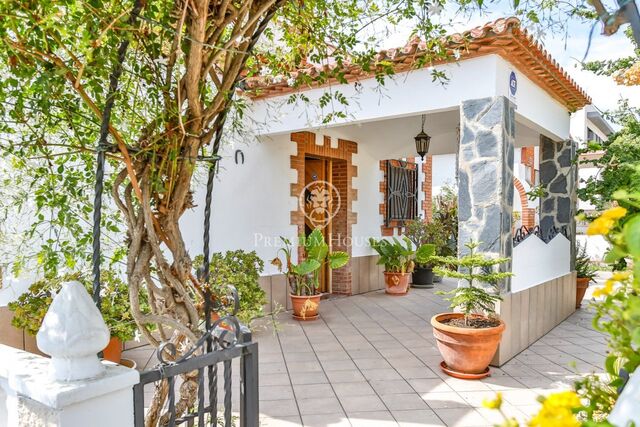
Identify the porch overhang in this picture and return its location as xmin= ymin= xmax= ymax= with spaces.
xmin=244 ymin=17 xmax=590 ymax=142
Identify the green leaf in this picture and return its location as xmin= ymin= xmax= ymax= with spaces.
xmin=604 ymin=245 xmax=626 ymax=264
xmin=416 ymin=244 xmax=435 ymax=265
xmin=292 ymin=259 xmax=321 ymax=276
xmin=623 ymin=215 xmax=640 ymax=258
xmin=328 ymin=251 xmax=349 ymax=269
xmin=631 ymin=327 xmax=640 ymax=350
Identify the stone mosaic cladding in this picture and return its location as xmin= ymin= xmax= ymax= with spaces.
xmin=458 ymin=96 xmax=515 ymax=287
xmin=540 ymin=135 xmax=577 ymax=268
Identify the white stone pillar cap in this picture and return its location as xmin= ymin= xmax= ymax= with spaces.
xmin=36 ymin=280 xmax=110 ymax=381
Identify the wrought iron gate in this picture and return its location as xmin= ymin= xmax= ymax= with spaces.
xmin=133 ymin=290 xmax=259 ymax=427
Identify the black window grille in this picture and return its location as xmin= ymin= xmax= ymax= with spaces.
xmin=385 ymin=159 xmax=418 ymax=226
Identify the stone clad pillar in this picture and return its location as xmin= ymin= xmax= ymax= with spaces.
xmin=458 ymin=96 xmax=515 ymax=286
xmin=539 ymin=135 xmax=577 ymax=267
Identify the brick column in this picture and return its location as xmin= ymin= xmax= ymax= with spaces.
xmin=422 ymin=155 xmax=433 ymax=221
xmin=458 ymin=96 xmax=515 ymax=286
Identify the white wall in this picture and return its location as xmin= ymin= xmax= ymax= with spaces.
xmin=432 ymin=154 xmax=456 ymax=196
xmin=494 ymin=56 xmax=570 ymax=141
xmin=180 ymin=134 xmax=298 ymax=276
xmin=248 ymin=55 xmax=502 ymax=137
xmin=511 ymin=234 xmax=571 ymax=292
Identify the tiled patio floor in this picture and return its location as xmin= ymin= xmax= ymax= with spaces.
xmin=124 ymin=278 xmax=608 ymax=427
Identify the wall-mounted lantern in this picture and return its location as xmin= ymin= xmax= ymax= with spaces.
xmin=414 ymin=114 xmax=431 ymax=160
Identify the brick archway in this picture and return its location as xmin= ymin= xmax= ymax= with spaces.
xmin=514 ymin=177 xmax=535 ymax=228
xmin=290 ymin=131 xmax=357 ymax=294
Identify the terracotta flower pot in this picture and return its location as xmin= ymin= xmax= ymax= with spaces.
xmin=576 ymin=277 xmax=590 ymax=309
xmin=290 ymin=294 xmax=321 ymax=320
xmin=102 ymin=336 xmax=123 ymax=364
xmin=431 ymin=313 xmax=505 ymax=379
xmin=384 ymin=272 xmax=411 ymax=295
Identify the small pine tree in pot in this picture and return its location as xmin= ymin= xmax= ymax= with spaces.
xmin=430 ymin=241 xmax=512 ymax=379
xmin=575 ymin=242 xmax=597 ymax=309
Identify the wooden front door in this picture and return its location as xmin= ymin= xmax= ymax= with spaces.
xmin=304 ymin=157 xmax=331 ymax=293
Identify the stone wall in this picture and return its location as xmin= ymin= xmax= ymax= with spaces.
xmin=539 ymin=135 xmax=577 ymax=267
xmin=458 ymin=96 xmax=515 ymax=287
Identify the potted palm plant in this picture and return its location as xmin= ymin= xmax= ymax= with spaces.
xmin=575 ymin=242 xmax=597 ymax=309
xmin=413 ymin=244 xmax=436 ymax=288
xmin=369 ymin=237 xmax=415 ymax=295
xmin=405 ymin=219 xmax=444 ymax=288
xmin=272 ymin=229 xmax=349 ymax=320
xmin=430 ymin=241 xmax=512 ymax=379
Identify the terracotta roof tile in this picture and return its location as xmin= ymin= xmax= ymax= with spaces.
xmin=244 ymin=17 xmax=591 ymax=111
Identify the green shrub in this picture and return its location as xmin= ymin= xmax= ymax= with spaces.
xmin=8 ymin=271 xmax=145 ymax=342
xmin=200 ymin=250 xmax=266 ymax=324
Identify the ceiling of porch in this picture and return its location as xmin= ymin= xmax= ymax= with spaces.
xmin=322 ymin=108 xmax=543 ymax=160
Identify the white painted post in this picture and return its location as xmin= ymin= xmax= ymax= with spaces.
xmin=609 ymin=372 xmax=640 ymax=426
xmin=0 ymin=281 xmax=139 ymax=427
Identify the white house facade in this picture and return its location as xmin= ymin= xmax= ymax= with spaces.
xmin=177 ymin=17 xmax=591 ymax=365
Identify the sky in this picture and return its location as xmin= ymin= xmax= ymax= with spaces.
xmin=374 ymin=2 xmax=640 ymax=117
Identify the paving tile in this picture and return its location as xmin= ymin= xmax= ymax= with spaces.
xmin=421 ymin=392 xmax=471 ymax=409
xmin=348 ymin=411 xmax=398 ymax=427
xmin=321 ymin=359 xmax=357 ymax=371
xmin=391 ymin=409 xmax=446 ymax=426
xmin=408 ymin=378 xmax=454 ymax=393
xmin=480 ymin=376 xmax=525 ymax=391
xmin=261 ymin=362 xmax=288 ymax=374
xmin=361 ymin=368 xmax=402 ymax=381
xmin=332 ymin=381 xmax=376 ymax=397
xmin=260 ymin=385 xmax=294 ymax=401
xmin=353 ymin=357 xmax=391 ymax=370
xmin=290 ymin=372 xmax=329 ymax=385
xmin=396 ymin=366 xmax=439 ymax=380
xmin=457 ymin=390 xmax=501 ymax=407
xmin=301 ymin=413 xmax=351 ymax=427
xmin=260 ymin=399 xmax=300 ymax=417
xmin=381 ymin=393 xmax=430 ymax=410
xmin=370 ymin=379 xmax=414 ymax=395
xmin=297 ymin=396 xmax=343 ymax=415
xmin=340 ymin=394 xmax=387 ymax=413
xmin=444 ymin=378 xmax=492 ymax=392
xmin=432 ymin=408 xmax=489 ymax=427
xmin=284 ymin=352 xmax=319 ymax=362
xmin=260 ymin=415 xmax=302 ymax=426
xmin=326 ymin=369 xmax=365 ymax=383
xmin=261 ymin=373 xmax=292 ymax=386
xmin=293 ymin=383 xmax=334 ymax=399
xmin=286 ymin=361 xmax=324 ymax=373
xmin=315 ymin=350 xmax=351 ymax=362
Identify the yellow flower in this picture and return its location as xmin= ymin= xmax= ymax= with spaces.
xmin=482 ymin=392 xmax=503 ymax=410
xmin=529 ymin=391 xmax=581 ymax=427
xmin=529 ymin=408 xmax=580 ymax=427
xmin=586 ymin=217 xmax=615 ymax=236
xmin=593 ymin=281 xmax=614 ymax=298
xmin=601 ymin=206 xmax=627 ymax=220
xmin=610 ymin=271 xmax=631 ymax=282
xmin=542 ymin=391 xmax=580 ymax=409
